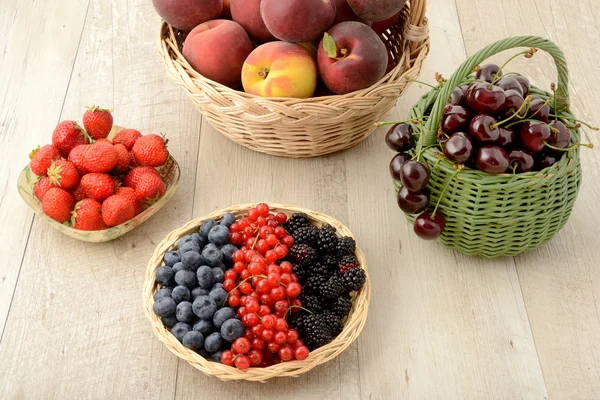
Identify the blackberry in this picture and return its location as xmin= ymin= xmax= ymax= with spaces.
xmin=339 ymin=254 xmax=359 ymax=274
xmin=320 ymin=273 xmax=345 ymax=299
xmin=329 ymin=295 xmax=352 ymax=320
xmin=320 ymin=311 xmax=344 ymax=337
xmin=309 ymin=260 xmax=334 ymax=278
xmin=319 ymin=253 xmax=340 ymax=274
xmin=288 ymin=243 xmax=317 ymax=266
xmin=284 ymin=213 xmax=311 ymax=234
xmin=293 ymin=225 xmax=318 ymax=246
xmin=306 ymin=274 xmax=329 ymax=294
xmin=316 ymin=224 xmax=338 ymax=254
xmin=299 ymin=314 xmax=332 ymax=350
xmin=342 ymin=268 xmax=366 ymax=292
xmin=336 ymin=237 xmax=356 ymax=256
xmin=299 ymin=294 xmax=324 ymax=314
xmin=292 ymin=263 xmax=310 ymax=284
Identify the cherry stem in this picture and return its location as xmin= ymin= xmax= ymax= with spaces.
xmin=431 ymin=169 xmax=460 ymax=219
xmin=543 ymin=141 xmax=594 ymax=152
xmin=283 ymin=305 xmax=313 ymax=320
xmin=375 ymin=117 xmax=428 ymax=127
xmin=408 ymin=77 xmax=439 ymax=90
xmin=548 ymin=114 xmax=599 ymax=131
xmin=489 ymin=49 xmax=536 ymax=88
xmin=512 ymin=163 xmax=519 ymax=175
xmin=413 ymin=144 xmax=440 ymax=162
xmin=489 ymin=96 xmax=532 ymax=130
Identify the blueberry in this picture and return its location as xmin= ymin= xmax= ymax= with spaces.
xmin=172 ymin=262 xmax=185 ymax=273
xmin=220 ymin=319 xmax=245 ymax=342
xmin=215 ymin=262 xmax=227 ymax=271
xmin=163 ymin=251 xmax=181 ymax=267
xmin=213 ymin=283 xmax=223 ymax=290
xmin=154 ymin=287 xmax=173 ymax=300
xmin=196 ymin=266 xmax=215 ymax=289
xmin=171 ymin=286 xmax=191 ymax=303
xmin=200 ymin=219 xmax=217 ymax=236
xmin=161 ymin=314 xmax=179 ymax=329
xmin=204 ymin=332 xmax=226 ymax=353
xmin=176 ymin=301 xmax=196 ymax=323
xmin=220 ymin=213 xmax=236 ymax=228
xmin=213 ymin=307 xmax=236 ymax=329
xmin=156 ymin=266 xmax=175 ymax=286
xmin=208 ymin=225 xmax=230 ymax=246
xmin=182 ymin=331 xmax=205 ymax=351
xmin=211 ymin=350 xmax=224 ymax=363
xmin=191 ymin=287 xmax=209 ymax=301
xmin=212 ymin=268 xmax=224 ymax=284
xmin=220 ymin=244 xmax=238 ymax=267
xmin=202 ymin=244 xmax=223 ymax=267
xmin=192 ymin=295 xmax=217 ymax=320
xmin=174 ymin=270 xmax=197 ymax=289
xmin=181 ymin=251 xmax=204 ymax=272
xmin=209 ymin=287 xmax=227 ymax=307
xmin=179 ymin=238 xmax=200 ymax=255
xmin=171 ymin=322 xmax=191 ymax=343
xmin=193 ymin=319 xmax=216 ymax=336
xmin=191 ymin=233 xmax=208 ymax=250
xmin=153 ymin=297 xmax=176 ymax=317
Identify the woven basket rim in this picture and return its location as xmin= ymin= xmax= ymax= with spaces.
xmin=143 ymin=203 xmax=371 ymax=382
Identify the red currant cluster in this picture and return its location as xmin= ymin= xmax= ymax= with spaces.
xmin=221 ymin=204 xmax=310 ymax=370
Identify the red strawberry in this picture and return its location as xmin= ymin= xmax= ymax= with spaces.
xmin=123 ymin=166 xmax=161 ymax=188
xmin=80 ymin=141 xmax=119 ymax=173
xmin=71 ymin=199 xmax=107 ymax=231
xmin=68 ymin=144 xmax=91 ymax=175
xmin=34 ymin=176 xmax=53 ymax=202
xmin=135 ymin=173 xmax=166 ymax=203
xmin=80 ymin=173 xmax=115 ymax=201
xmin=113 ymin=143 xmax=130 ymax=173
xmin=129 ymin=152 xmax=139 ymax=168
xmin=115 ymin=186 xmax=143 ymax=215
xmin=113 ymin=129 xmax=142 ymax=151
xmin=47 ymin=159 xmax=79 ymax=189
xmin=70 ymin=183 xmax=87 ymax=202
xmin=52 ymin=121 xmax=87 ymax=157
xmin=102 ymin=195 xmax=135 ymax=227
xmin=132 ymin=134 xmax=169 ymax=167
xmin=83 ymin=106 xmax=113 ymax=140
xmin=42 ymin=187 xmax=75 ymax=223
xmin=29 ymin=145 xmax=61 ymax=176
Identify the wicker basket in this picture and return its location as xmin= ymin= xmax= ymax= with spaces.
xmin=397 ymin=36 xmax=582 ymax=258
xmin=143 ymin=203 xmax=371 ymax=381
xmin=159 ymin=1 xmax=429 ymax=158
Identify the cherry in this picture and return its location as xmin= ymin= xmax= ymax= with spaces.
xmin=520 ymin=121 xmax=551 ymax=153
xmin=475 ymin=63 xmax=502 ymax=83
xmin=497 ymin=76 xmax=524 ymax=96
xmin=502 ymin=90 xmax=526 ymax=119
xmin=444 ymin=131 xmax=474 ymax=163
xmin=397 ymin=186 xmax=430 ymax=214
xmin=442 ymin=105 xmax=471 ymax=134
xmin=448 ymin=86 xmax=465 ymax=105
xmin=494 ymin=127 xmax=518 ymax=148
xmin=513 ymin=75 xmax=530 ymax=97
xmin=527 ymin=97 xmax=550 ymax=123
xmin=548 ymin=120 xmax=571 ymax=148
xmin=469 ymin=114 xmax=500 ymax=144
xmin=508 ymin=149 xmax=535 ymax=173
xmin=389 ymin=153 xmax=410 ymax=180
xmin=385 ymin=123 xmax=414 ymax=152
xmin=466 ymin=83 xmax=507 ymax=115
xmin=475 ymin=146 xmax=510 ymax=174
xmin=400 ymin=161 xmax=430 ymax=192
xmin=414 ymin=211 xmax=446 ymax=240
xmin=538 ymin=151 xmax=561 ymax=169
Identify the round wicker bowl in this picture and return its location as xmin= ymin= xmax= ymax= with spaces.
xmin=143 ymin=203 xmax=371 ymax=381
xmin=159 ymin=1 xmax=429 ymax=158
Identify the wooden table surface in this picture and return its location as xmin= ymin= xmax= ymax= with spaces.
xmin=1 ymin=0 xmax=599 ymax=398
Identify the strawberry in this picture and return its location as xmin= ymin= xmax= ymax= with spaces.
xmin=102 ymin=195 xmax=135 ymax=227
xmin=79 ymin=140 xmax=119 ymax=173
xmin=70 ymin=183 xmax=87 ymax=202
xmin=68 ymin=144 xmax=91 ymax=175
xmin=42 ymin=187 xmax=75 ymax=223
xmin=47 ymin=159 xmax=79 ymax=189
xmin=123 ymin=166 xmax=161 ymax=188
xmin=113 ymin=129 xmax=142 ymax=151
xmin=52 ymin=121 xmax=87 ymax=157
xmin=132 ymin=134 xmax=169 ymax=167
xmin=113 ymin=143 xmax=131 ymax=173
xmin=29 ymin=145 xmax=61 ymax=176
xmin=71 ymin=199 xmax=106 ymax=231
xmin=135 ymin=173 xmax=166 ymax=203
xmin=115 ymin=186 xmax=143 ymax=215
xmin=80 ymin=173 xmax=115 ymax=201
xmin=83 ymin=106 xmax=113 ymax=140
xmin=129 ymin=152 xmax=139 ymax=168
xmin=34 ymin=176 xmax=53 ymax=202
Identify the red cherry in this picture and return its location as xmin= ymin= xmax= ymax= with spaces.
xmin=502 ymin=89 xmax=526 ymax=119
xmin=400 ymin=160 xmax=430 ymax=192
xmin=520 ymin=121 xmax=551 ymax=153
xmin=390 ymin=153 xmax=411 ymax=181
xmin=475 ymin=146 xmax=510 ymax=174
xmin=514 ymin=75 xmax=530 ymax=97
xmin=509 ymin=148 xmax=535 ymax=173
xmin=444 ymin=131 xmax=474 ymax=163
xmin=528 ymin=97 xmax=550 ymax=122
xmin=497 ymin=76 xmax=524 ymax=96
xmin=475 ymin=63 xmax=502 ymax=83
xmin=548 ymin=120 xmax=571 ymax=148
xmin=385 ymin=123 xmax=414 ymax=152
xmin=469 ymin=114 xmax=500 ymax=144
xmin=442 ymin=105 xmax=471 ymax=134
xmin=397 ymin=186 xmax=430 ymax=214
xmin=414 ymin=211 xmax=446 ymax=240
xmin=466 ymin=83 xmax=507 ymax=114
xmin=448 ymin=86 xmax=465 ymax=106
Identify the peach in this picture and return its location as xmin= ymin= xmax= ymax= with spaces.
xmin=152 ymin=0 xmax=223 ymax=31
xmin=230 ymin=0 xmax=276 ymax=43
xmin=333 ymin=0 xmax=372 ymax=26
xmin=261 ymin=0 xmax=336 ymax=42
xmin=183 ymin=20 xmax=253 ymax=88
xmin=242 ymin=42 xmax=317 ymax=98
xmin=347 ymin=0 xmax=406 ymax=22
xmin=371 ymin=10 xmax=402 ymax=34
xmin=318 ymin=21 xmax=387 ymax=95
xmin=221 ymin=0 xmax=231 ymax=18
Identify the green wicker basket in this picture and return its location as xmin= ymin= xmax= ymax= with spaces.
xmin=397 ymin=36 xmax=582 ymax=258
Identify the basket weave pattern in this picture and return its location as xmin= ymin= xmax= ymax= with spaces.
xmin=143 ymin=203 xmax=371 ymax=381
xmin=159 ymin=1 xmax=429 ymax=157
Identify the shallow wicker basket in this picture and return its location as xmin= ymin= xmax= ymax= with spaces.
xmin=143 ymin=203 xmax=371 ymax=381
xmin=159 ymin=1 xmax=429 ymax=158
xmin=397 ymin=36 xmax=582 ymax=258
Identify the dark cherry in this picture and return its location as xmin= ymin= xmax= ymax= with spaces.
xmin=548 ymin=120 xmax=571 ymax=148
xmin=494 ymin=127 xmax=518 ymax=147
xmin=497 ymin=76 xmax=524 ymax=96
xmin=502 ymin=90 xmax=526 ymax=119
xmin=475 ymin=63 xmax=503 ymax=83
xmin=466 ymin=83 xmax=507 ymax=115
xmin=538 ymin=151 xmax=562 ymax=169
xmin=527 ymin=97 xmax=550 ymax=123
xmin=513 ymin=75 xmax=530 ymax=97
xmin=448 ymin=87 xmax=466 ymax=106
xmin=520 ymin=121 xmax=551 ymax=153
xmin=397 ymin=186 xmax=430 ymax=214
xmin=508 ymin=148 xmax=535 ymax=173
xmin=400 ymin=161 xmax=431 ymax=192
xmin=475 ymin=146 xmax=510 ymax=174
xmin=464 ymin=82 xmax=480 ymax=103
xmin=469 ymin=114 xmax=500 ymax=144
xmin=385 ymin=123 xmax=414 ymax=152
xmin=442 ymin=105 xmax=471 ymax=134
xmin=414 ymin=211 xmax=446 ymax=240
xmin=444 ymin=132 xmax=475 ymax=163
xmin=389 ymin=153 xmax=411 ymax=180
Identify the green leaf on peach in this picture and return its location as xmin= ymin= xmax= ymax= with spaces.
xmin=323 ymin=32 xmax=338 ymax=59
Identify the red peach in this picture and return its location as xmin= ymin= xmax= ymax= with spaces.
xmin=152 ymin=0 xmax=223 ymax=31
xmin=333 ymin=0 xmax=372 ymax=26
xmin=347 ymin=0 xmax=406 ymax=22
xmin=260 ymin=0 xmax=336 ymax=43
xmin=230 ymin=0 xmax=276 ymax=43
xmin=371 ymin=10 xmax=402 ymax=34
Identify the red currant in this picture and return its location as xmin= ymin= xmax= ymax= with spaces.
xmin=265 ymin=234 xmax=278 ymax=248
xmin=259 ymin=226 xmax=275 ymax=239
xmin=279 ymin=261 xmax=293 ymax=274
xmin=235 ymin=355 xmax=251 ymax=370
xmin=286 ymin=282 xmax=302 ymax=298
xmin=230 ymin=232 xmax=244 ymax=246
xmin=243 ymin=226 xmax=254 ymax=237
xmin=221 ymin=350 xmax=234 ymax=366
xmin=267 ymin=342 xmax=280 ymax=353
xmin=237 ymin=219 xmax=249 ymax=230
xmin=240 ymin=269 xmax=251 ymax=280
xmin=233 ymin=337 xmax=251 ymax=354
xmin=260 ymin=293 xmax=274 ymax=306
xmin=252 ymin=338 xmax=266 ymax=350
xmin=274 ymin=300 xmax=289 ymax=316
xmin=233 ymin=261 xmax=246 ymax=273
xmin=261 ymin=329 xmax=274 ymax=341
xmin=256 ymin=239 xmax=269 ymax=254
xmin=295 ymin=346 xmax=309 ymax=361
xmin=265 ymin=250 xmax=278 ymax=263
xmin=223 ymin=279 xmax=236 ymax=292
xmin=251 ymin=324 xmax=263 ymax=337
xmin=248 ymin=262 xmax=263 ymax=275
xmin=228 ymin=295 xmax=241 ymax=307
xmin=278 ymin=346 xmax=293 ymax=361
xmin=237 ymin=306 xmax=247 ymax=317
xmin=244 ymin=330 xmax=254 ymax=340
xmin=275 ymin=212 xmax=287 ymax=223
xmin=240 ymin=282 xmax=252 ymax=295
xmin=286 ymin=329 xmax=299 ymax=345
xmin=256 ymin=216 xmax=267 ymax=227
xmin=274 ymin=245 xmax=288 ymax=258
xmin=233 ymin=250 xmax=245 ymax=263
xmin=290 ymin=298 xmax=302 ymax=313
xmin=271 ymin=286 xmax=286 ymax=301
xmin=224 ymin=269 xmax=237 ymax=281
xmin=281 ymin=235 xmax=294 ymax=247
xmin=243 ymin=313 xmax=260 ymax=327
xmin=290 ymin=273 xmax=299 ymax=283
xmin=256 ymin=203 xmax=270 ymax=217
xmin=267 ymin=264 xmax=281 ymax=275
xmin=279 ymin=273 xmax=292 ymax=285
xmin=244 ymin=250 xmax=259 ymax=262
xmin=230 ymin=222 xmax=239 ymax=232
xmin=267 ymin=220 xmax=278 ymax=228
xmin=248 ymin=349 xmax=263 ymax=366
xmin=248 ymin=208 xmax=259 ymax=222
xmin=262 ymin=314 xmax=276 ymax=329
xmin=256 ymin=278 xmax=271 ymax=294
xmin=274 ymin=318 xmax=287 ymax=332
xmin=251 ymin=276 xmax=261 ymax=287
xmin=245 ymin=237 xmax=255 ymax=248
xmin=274 ymin=226 xmax=286 ymax=238
xmin=258 ymin=305 xmax=270 ymax=316
xmin=246 ymin=298 xmax=259 ymax=313
xmin=267 ymin=272 xmax=281 ymax=288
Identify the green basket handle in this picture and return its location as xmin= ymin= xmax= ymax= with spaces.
xmin=421 ymin=36 xmax=570 ymax=146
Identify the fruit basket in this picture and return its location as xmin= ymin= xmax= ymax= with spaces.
xmin=393 ymin=36 xmax=584 ymax=258
xmin=143 ymin=203 xmax=371 ymax=381
xmin=18 ymin=126 xmax=180 ymax=242
xmin=158 ymin=0 xmax=429 ymax=158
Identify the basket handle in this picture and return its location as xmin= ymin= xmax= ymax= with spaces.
xmin=421 ymin=36 xmax=570 ymax=146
